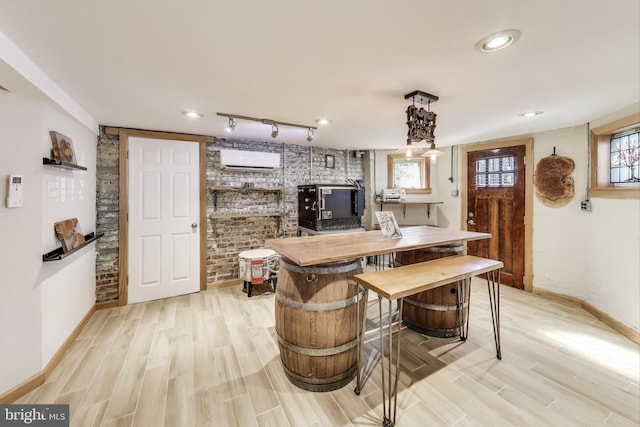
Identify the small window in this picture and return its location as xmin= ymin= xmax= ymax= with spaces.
xmin=590 ymin=113 xmax=640 ymax=199
xmin=609 ymin=129 xmax=639 ymax=184
xmin=475 ymin=156 xmax=515 ymax=188
xmin=387 ymin=154 xmax=432 ymax=194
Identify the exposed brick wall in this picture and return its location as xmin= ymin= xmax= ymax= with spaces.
xmin=95 ymin=128 xmax=364 ymax=302
xmin=95 ymin=131 xmax=120 ymax=302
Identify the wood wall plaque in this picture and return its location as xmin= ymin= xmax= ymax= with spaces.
xmin=533 ymin=154 xmax=575 ymax=207
xmin=54 ymin=218 xmax=85 ymax=253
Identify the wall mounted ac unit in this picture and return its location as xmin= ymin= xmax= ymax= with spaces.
xmin=219 ymin=149 xmax=280 ymax=172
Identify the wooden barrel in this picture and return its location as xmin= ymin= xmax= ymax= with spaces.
xmin=275 ymin=257 xmax=364 ymax=392
xmin=397 ymin=243 xmax=467 ymax=338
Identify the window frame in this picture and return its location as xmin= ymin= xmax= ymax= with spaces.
xmin=589 ymin=112 xmax=640 ymax=199
xmin=387 ymin=153 xmax=432 ymax=194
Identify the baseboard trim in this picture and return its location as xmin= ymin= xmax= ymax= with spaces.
xmin=533 ymin=288 xmax=639 ymax=344
xmin=96 ymin=300 xmax=119 ymax=310
xmin=207 ymin=278 xmax=242 ymax=290
xmin=0 ymin=373 xmax=44 ymax=404
xmin=43 ymin=305 xmax=96 ymax=379
xmin=0 ymin=304 xmax=96 ymax=403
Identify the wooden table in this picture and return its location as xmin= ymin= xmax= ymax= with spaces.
xmin=266 ymin=226 xmax=490 ymax=266
xmin=265 ymin=226 xmax=491 ymax=392
xmin=353 ymin=255 xmax=503 ymax=427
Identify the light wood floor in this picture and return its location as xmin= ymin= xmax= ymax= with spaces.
xmin=16 ymin=279 xmax=639 ymax=426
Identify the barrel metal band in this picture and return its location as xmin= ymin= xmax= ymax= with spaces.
xmin=403 ymin=297 xmax=469 ymax=312
xmin=282 ymin=259 xmax=361 ymax=275
xmin=278 ymin=335 xmax=358 ymax=356
xmin=282 ymin=364 xmax=357 ymax=386
xmin=276 ymin=288 xmax=364 ymax=312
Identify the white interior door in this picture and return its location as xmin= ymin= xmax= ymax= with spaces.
xmin=128 ymin=137 xmax=200 ymax=303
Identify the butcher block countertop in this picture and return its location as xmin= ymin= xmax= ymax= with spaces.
xmin=265 ymin=226 xmax=490 ymax=266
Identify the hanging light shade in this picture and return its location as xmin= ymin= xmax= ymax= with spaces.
xmin=422 ymin=143 xmax=446 ymax=164
xmin=396 ymin=139 xmax=424 ymax=159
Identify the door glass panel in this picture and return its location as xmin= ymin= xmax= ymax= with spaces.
xmin=488 ymin=158 xmax=501 ymax=172
xmin=488 ymin=173 xmax=501 ymax=187
xmin=475 ymin=155 xmax=515 ymax=188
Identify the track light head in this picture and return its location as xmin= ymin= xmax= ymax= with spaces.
xmin=216 ymin=112 xmax=316 ymax=141
xmin=225 ymin=117 xmax=236 ymax=133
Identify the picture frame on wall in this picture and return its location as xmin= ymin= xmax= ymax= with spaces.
xmin=49 ymin=131 xmax=77 ymax=164
xmin=325 ymin=154 xmax=335 ymax=169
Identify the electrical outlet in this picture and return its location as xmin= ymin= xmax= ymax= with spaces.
xmin=451 ymin=189 xmax=459 ymax=197
xmin=580 ymin=200 xmax=592 ymax=211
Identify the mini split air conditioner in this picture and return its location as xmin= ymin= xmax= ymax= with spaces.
xmin=219 ymin=149 xmax=280 ymax=172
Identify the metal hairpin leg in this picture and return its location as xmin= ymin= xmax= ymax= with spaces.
xmin=354 ymin=284 xmax=369 ymax=395
xmin=377 ymin=295 xmax=402 ymax=427
xmin=487 ymin=269 xmax=502 ymax=359
xmin=456 ymin=277 xmax=472 ymax=341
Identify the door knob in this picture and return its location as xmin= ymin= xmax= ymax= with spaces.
xmin=191 ymin=223 xmax=198 ymax=233
xmin=467 ymin=212 xmax=475 ymax=225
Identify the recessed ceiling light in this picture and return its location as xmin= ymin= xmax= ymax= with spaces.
xmin=475 ymin=29 xmax=521 ymax=53
xmin=518 ymin=111 xmax=544 ymax=117
xmin=315 ymin=118 xmax=332 ymax=126
xmin=182 ymin=111 xmax=203 ymax=119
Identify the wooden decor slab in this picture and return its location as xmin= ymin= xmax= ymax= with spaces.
xmin=54 ymin=218 xmax=85 ymax=253
xmin=534 ymin=155 xmax=575 ymax=207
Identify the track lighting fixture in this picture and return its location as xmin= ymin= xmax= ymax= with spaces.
xmin=225 ymin=117 xmax=236 ymax=133
xmin=216 ymin=112 xmax=317 ymax=141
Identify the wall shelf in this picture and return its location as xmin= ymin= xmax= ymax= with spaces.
xmin=209 ymin=212 xmax=284 ymax=234
xmin=376 ymin=201 xmax=443 ymax=218
xmin=43 ymin=157 xmax=87 ymax=171
xmin=42 ymin=232 xmax=104 ymax=262
xmin=209 ymin=212 xmax=284 ymax=220
xmin=209 ymin=186 xmax=284 ymax=210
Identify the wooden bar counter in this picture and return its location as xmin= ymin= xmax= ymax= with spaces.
xmin=266 ymin=226 xmax=490 ymax=266
xmin=265 ymin=226 xmax=490 ymax=392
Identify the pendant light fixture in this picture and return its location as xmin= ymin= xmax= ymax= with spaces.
xmin=401 ymin=90 xmax=446 ymax=163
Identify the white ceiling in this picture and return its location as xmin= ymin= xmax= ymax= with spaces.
xmin=0 ymin=0 xmax=638 ymax=150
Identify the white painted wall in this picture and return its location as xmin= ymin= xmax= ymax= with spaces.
xmin=0 ymin=91 xmax=44 ymax=395
xmin=0 ymin=91 xmax=97 ymax=395
xmin=429 ymin=103 xmax=640 ymax=333
xmin=40 ymin=103 xmax=97 ymax=366
xmin=583 ymin=105 xmax=640 ymax=332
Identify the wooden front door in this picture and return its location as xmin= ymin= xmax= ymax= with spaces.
xmin=466 ymin=145 xmax=526 ymax=289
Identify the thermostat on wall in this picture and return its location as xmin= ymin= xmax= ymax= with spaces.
xmin=6 ymin=174 xmax=23 ymax=208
